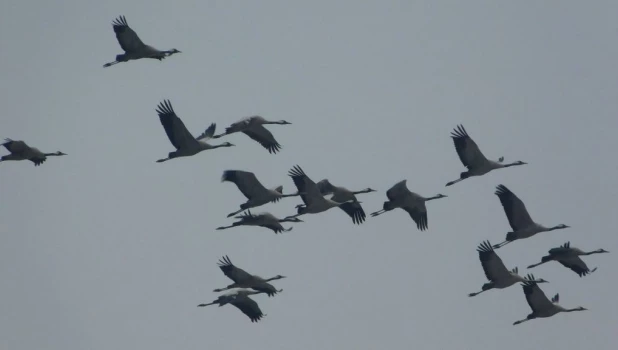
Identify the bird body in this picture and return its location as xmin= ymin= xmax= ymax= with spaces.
xmin=370 ymin=180 xmax=446 ymax=231
xmin=155 ymin=100 xmax=233 ymax=163
xmin=286 ymin=165 xmax=357 ymax=219
xmin=492 ymin=184 xmax=569 ymax=248
xmin=469 ymin=241 xmax=548 ymax=297
xmin=212 ymin=256 xmax=285 ymax=296
xmin=217 ymin=210 xmax=303 ymax=233
xmin=1 ymin=139 xmax=66 ymax=166
xmin=198 ymin=288 xmax=267 ymax=323
xmin=103 ymin=16 xmax=180 ymax=68
xmin=221 ymin=170 xmax=301 ymax=217
xmin=527 ymin=242 xmax=608 ymax=277
xmin=316 ymin=179 xmax=375 ymax=224
xmin=212 ymin=115 xmax=291 ymax=154
xmin=513 ymin=280 xmax=586 ymax=325
xmin=445 ymin=125 xmax=526 ymax=186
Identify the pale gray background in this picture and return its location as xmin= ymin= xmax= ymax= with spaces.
xmin=1 ymin=1 xmax=617 ymax=349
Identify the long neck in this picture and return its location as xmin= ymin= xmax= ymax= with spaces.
xmin=584 ymin=250 xmax=602 ymax=255
xmin=264 ymin=276 xmax=279 ymax=282
xmin=565 ymin=308 xmax=583 ymax=312
xmin=425 ymin=195 xmax=442 ymax=201
xmin=546 ymin=225 xmax=562 ymax=232
xmin=502 ymin=162 xmax=521 ymax=168
xmin=353 ymin=189 xmax=371 ymax=195
xmin=44 ymin=152 xmax=60 ymax=157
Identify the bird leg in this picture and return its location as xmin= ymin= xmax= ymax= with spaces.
xmin=103 ymin=61 xmax=120 ymax=68
xmin=197 ymin=301 xmax=217 ymax=307
xmin=156 ymin=157 xmax=171 ymax=163
xmin=512 ymin=318 xmax=530 ymax=325
xmin=370 ymin=209 xmax=387 ymax=217
xmin=492 ymin=240 xmax=511 ymax=249
xmin=526 ymin=261 xmax=548 ymax=269
xmin=213 ymin=286 xmax=232 ymax=293
xmin=216 ymin=225 xmax=236 ymax=230
xmin=227 ymin=208 xmax=247 ymax=218
xmin=468 ymin=290 xmax=486 ymax=297
xmin=445 ymin=178 xmax=463 ymax=187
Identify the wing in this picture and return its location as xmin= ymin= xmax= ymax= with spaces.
xmin=338 ymin=201 xmax=366 ymax=225
xmin=402 ymin=199 xmax=428 ymax=231
xmin=2 ymin=139 xmax=30 ymax=153
xmin=111 ymin=16 xmax=145 ymax=53
xmin=224 ymin=117 xmax=253 ymax=134
xmin=316 ymin=179 xmax=336 ymax=195
xmin=450 ymin=124 xmax=489 ymax=169
xmin=521 ymin=280 xmax=555 ymax=313
xmin=495 ymin=185 xmax=534 ymax=231
xmin=217 ymin=256 xmax=253 ymax=283
xmin=476 ymin=241 xmax=511 ymax=281
xmin=230 ymin=296 xmax=265 ymax=323
xmin=288 ymin=165 xmax=322 ymax=207
xmin=551 ymin=293 xmax=559 ymax=303
xmin=386 ymin=180 xmax=409 ymax=202
xmin=557 ymin=256 xmax=594 ymax=277
xmin=29 ymin=157 xmax=47 ymax=166
xmin=195 ymin=123 xmax=216 ymax=141
xmin=156 ymin=100 xmax=198 ymax=150
xmin=221 ymin=170 xmax=270 ymax=200
xmin=242 ymin=125 xmax=282 ymax=154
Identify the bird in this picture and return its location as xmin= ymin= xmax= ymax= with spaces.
xmin=468 ymin=241 xmax=548 ymax=297
xmin=445 ymin=125 xmax=526 ymax=186
xmin=512 ymin=278 xmax=587 ymax=325
xmin=103 ymin=16 xmax=180 ymax=68
xmin=527 ymin=242 xmax=609 ymax=277
xmin=212 ymin=116 xmax=291 ymax=154
xmin=212 ymin=255 xmax=285 ymax=296
xmin=197 ymin=289 xmax=267 ymax=323
xmin=1 ymin=138 xmax=66 ymax=166
xmin=221 ymin=170 xmax=302 ymax=217
xmin=492 ymin=184 xmax=569 ymax=249
xmin=154 ymin=100 xmax=234 ymax=163
xmin=316 ymin=179 xmax=376 ymax=224
xmin=285 ymin=165 xmax=358 ymax=220
xmin=216 ymin=210 xmax=303 ymax=234
xmin=369 ymin=180 xmax=447 ymax=231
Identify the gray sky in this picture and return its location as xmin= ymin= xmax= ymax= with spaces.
xmin=1 ymin=1 xmax=617 ymax=349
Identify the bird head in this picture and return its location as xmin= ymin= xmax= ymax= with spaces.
xmin=514 ymin=160 xmax=527 ymax=165
xmin=363 ymin=188 xmax=377 ymax=193
xmin=286 ymin=217 xmax=304 ymax=223
xmin=278 ymin=120 xmax=292 ymax=125
xmin=596 ymin=249 xmax=610 ymax=254
xmin=575 ymin=306 xmax=588 ymax=311
xmin=273 ymin=275 xmax=286 ymax=280
xmin=556 ymin=224 xmax=570 ymax=229
xmin=435 ymin=194 xmax=447 ymax=199
xmin=536 ymin=278 xmax=549 ymax=283
xmin=222 ymin=142 xmax=235 ymax=147
xmin=169 ymin=48 xmax=181 ymax=55
xmin=55 ymin=151 xmax=67 ymax=156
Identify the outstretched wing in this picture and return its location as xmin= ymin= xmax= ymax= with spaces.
xmin=557 ymin=256 xmax=595 ymax=277
xmin=316 ymin=179 xmax=336 ymax=195
xmin=221 ymin=170 xmax=270 ymax=200
xmin=288 ymin=165 xmax=322 ymax=207
xmin=450 ymin=124 xmax=489 ymax=169
xmin=111 ymin=16 xmax=145 ymax=53
xmin=386 ymin=180 xmax=409 ymax=202
xmin=476 ymin=241 xmax=511 ymax=281
xmin=156 ymin=100 xmax=198 ymax=150
xmin=521 ymin=278 xmax=554 ymax=313
xmin=2 ymin=138 xmax=30 ymax=153
xmin=495 ymin=184 xmax=534 ymax=231
xmin=242 ymin=125 xmax=282 ymax=154
xmin=196 ymin=123 xmax=216 ymax=141
xmin=338 ymin=201 xmax=366 ymax=224
xmin=217 ymin=256 xmax=253 ymax=283
xmin=230 ymin=296 xmax=265 ymax=323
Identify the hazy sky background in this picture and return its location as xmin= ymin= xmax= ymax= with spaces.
xmin=1 ymin=1 xmax=617 ymax=349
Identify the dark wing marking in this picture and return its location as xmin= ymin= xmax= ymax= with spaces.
xmin=221 ymin=170 xmax=269 ymax=200
xmin=338 ymin=201 xmax=366 ymax=224
xmin=288 ymin=165 xmax=321 ymax=206
xmin=230 ymin=296 xmax=265 ymax=323
xmin=450 ymin=124 xmax=489 ymax=169
xmin=476 ymin=241 xmax=510 ymax=281
xmin=403 ymin=205 xmax=428 ymax=231
xmin=242 ymin=125 xmax=282 ymax=154
xmin=495 ymin=184 xmax=534 ymax=231
xmin=557 ymin=256 xmax=594 ymax=277
xmin=111 ymin=16 xmax=145 ymax=53
xmin=521 ymin=278 xmax=554 ymax=313
xmin=217 ymin=256 xmax=253 ymax=282
xmin=156 ymin=100 xmax=198 ymax=150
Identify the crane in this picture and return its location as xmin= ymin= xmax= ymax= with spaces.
xmin=369 ymin=180 xmax=446 ymax=231
xmin=316 ymin=179 xmax=376 ymax=224
xmin=513 ymin=279 xmax=587 ymax=325
xmin=221 ymin=170 xmax=302 ymax=217
xmin=216 ymin=210 xmax=303 ymax=233
xmin=1 ymin=138 xmax=66 ymax=166
xmin=212 ymin=255 xmax=285 ymax=296
xmin=198 ymin=288 xmax=268 ymax=323
xmin=492 ymin=184 xmax=569 ymax=248
xmin=468 ymin=241 xmax=548 ymax=297
xmin=212 ymin=116 xmax=291 ymax=154
xmin=154 ymin=100 xmax=234 ymax=163
xmin=285 ymin=165 xmax=358 ymax=220
xmin=103 ymin=16 xmax=180 ymax=68
xmin=527 ymin=242 xmax=608 ymax=277
xmin=445 ymin=124 xmax=526 ymax=186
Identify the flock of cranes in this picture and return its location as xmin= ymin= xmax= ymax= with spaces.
xmin=1 ymin=15 xmax=609 ymax=326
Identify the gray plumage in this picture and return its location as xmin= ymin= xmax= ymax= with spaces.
xmin=212 ymin=116 xmax=291 ymax=154
xmin=527 ymin=242 xmax=608 ymax=277
xmin=198 ymin=289 xmax=268 ymax=323
xmin=103 ymin=16 xmax=180 ymax=68
xmin=212 ymin=255 xmax=285 ymax=296
xmin=216 ymin=210 xmax=303 ymax=233
xmin=513 ymin=279 xmax=587 ymax=325
xmin=1 ymin=138 xmax=66 ymax=166
xmin=316 ymin=179 xmax=376 ymax=224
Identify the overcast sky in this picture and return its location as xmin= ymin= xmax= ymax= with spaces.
xmin=1 ymin=1 xmax=617 ymax=349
